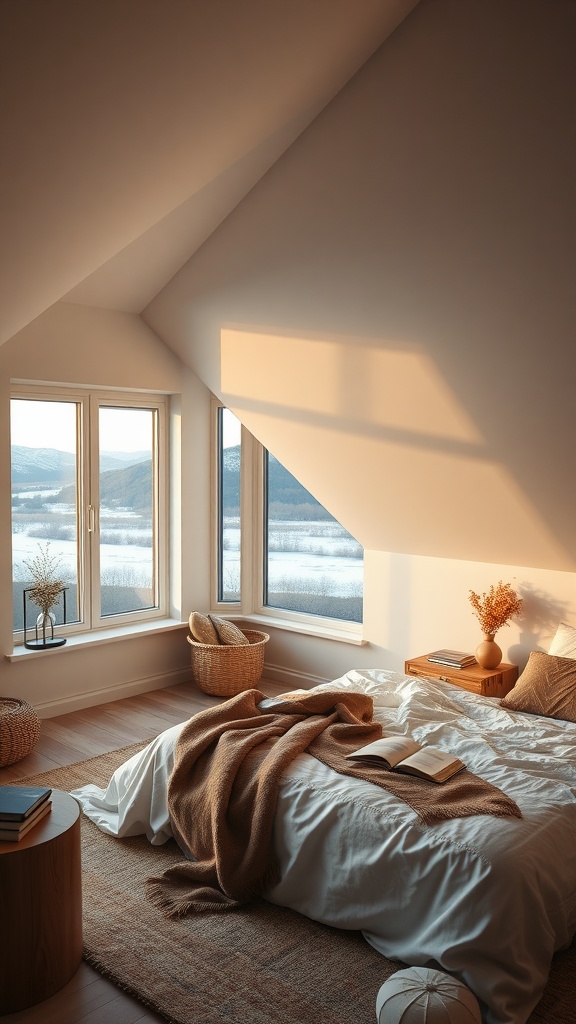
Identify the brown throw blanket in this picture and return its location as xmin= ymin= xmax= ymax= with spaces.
xmin=147 ymin=688 xmax=521 ymax=918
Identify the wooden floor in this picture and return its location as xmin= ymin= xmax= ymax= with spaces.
xmin=0 ymin=676 xmax=288 ymax=1024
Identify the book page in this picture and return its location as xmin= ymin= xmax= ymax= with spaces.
xmin=346 ymin=735 xmax=421 ymax=768
xmin=398 ymin=746 xmax=463 ymax=779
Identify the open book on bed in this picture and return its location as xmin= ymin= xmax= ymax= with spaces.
xmin=346 ymin=735 xmax=465 ymax=783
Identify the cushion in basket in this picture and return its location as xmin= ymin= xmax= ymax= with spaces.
xmin=548 ymin=621 xmax=576 ymax=659
xmin=188 ymin=611 xmax=220 ymax=645
xmin=209 ymin=615 xmax=249 ymax=645
xmin=500 ymin=651 xmax=576 ymax=723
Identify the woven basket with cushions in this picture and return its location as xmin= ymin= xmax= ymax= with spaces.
xmin=187 ymin=612 xmax=269 ymax=697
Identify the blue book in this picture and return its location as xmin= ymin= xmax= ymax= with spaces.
xmin=0 ymin=786 xmax=52 ymax=821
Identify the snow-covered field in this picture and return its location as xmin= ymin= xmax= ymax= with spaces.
xmin=221 ymin=521 xmax=363 ymax=599
xmin=12 ymin=503 xmax=363 ymax=613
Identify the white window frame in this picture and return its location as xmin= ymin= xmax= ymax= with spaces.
xmin=210 ymin=399 xmax=363 ymax=638
xmin=11 ymin=384 xmax=169 ymax=640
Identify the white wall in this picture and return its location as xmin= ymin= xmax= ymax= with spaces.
xmin=2 ymin=0 xmax=576 ymax=719
xmin=256 ymin=549 xmax=576 ymax=689
xmin=140 ymin=0 xmax=576 ymax=691
xmin=4 ymin=300 xmax=570 ymax=717
xmin=1 ymin=302 xmax=575 ymax=716
xmin=144 ymin=0 xmax=576 ymax=574
xmin=0 ymin=302 xmax=212 ymax=714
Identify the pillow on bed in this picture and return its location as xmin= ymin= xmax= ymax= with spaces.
xmin=548 ymin=621 xmax=576 ymax=659
xmin=500 ymin=651 xmax=576 ymax=722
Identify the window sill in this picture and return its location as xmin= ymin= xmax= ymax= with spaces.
xmin=6 ymin=618 xmax=185 ymax=661
xmin=236 ymin=613 xmax=367 ymax=646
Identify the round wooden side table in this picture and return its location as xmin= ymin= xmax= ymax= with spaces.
xmin=0 ymin=790 xmax=83 ymax=1014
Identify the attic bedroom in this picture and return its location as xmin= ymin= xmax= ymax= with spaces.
xmin=1 ymin=0 xmax=575 ymax=714
xmin=1 ymin=3 xmax=576 ymax=1024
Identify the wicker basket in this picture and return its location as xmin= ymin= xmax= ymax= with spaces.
xmin=187 ymin=629 xmax=270 ymax=696
xmin=0 ymin=697 xmax=41 ymax=767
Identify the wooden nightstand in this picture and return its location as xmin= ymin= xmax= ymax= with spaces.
xmin=404 ymin=654 xmax=518 ymax=699
xmin=0 ymin=790 xmax=83 ymax=1013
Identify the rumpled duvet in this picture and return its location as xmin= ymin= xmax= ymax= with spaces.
xmin=71 ymin=669 xmax=576 ymax=1024
xmin=146 ymin=686 xmax=520 ymax=917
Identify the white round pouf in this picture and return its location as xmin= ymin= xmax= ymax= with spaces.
xmin=376 ymin=968 xmax=482 ymax=1024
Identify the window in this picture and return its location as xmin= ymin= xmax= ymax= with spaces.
xmin=216 ymin=407 xmax=241 ymax=603
xmin=263 ymin=450 xmax=363 ymax=622
xmin=11 ymin=387 xmax=167 ymax=640
xmin=213 ymin=403 xmax=363 ymax=626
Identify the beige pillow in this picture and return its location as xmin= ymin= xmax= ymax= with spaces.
xmin=548 ymin=622 xmax=576 ymax=660
xmin=188 ymin=611 xmax=220 ymax=645
xmin=500 ymin=651 xmax=576 ymax=723
xmin=209 ymin=614 xmax=249 ymax=645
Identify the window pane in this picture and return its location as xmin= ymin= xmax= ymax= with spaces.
xmin=264 ymin=452 xmax=363 ymax=622
xmin=99 ymin=407 xmax=156 ymax=617
xmin=218 ymin=408 xmax=241 ymax=602
xmin=11 ymin=399 xmax=79 ymax=632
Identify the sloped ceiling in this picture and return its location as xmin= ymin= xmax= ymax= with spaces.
xmin=0 ymin=0 xmax=420 ymax=346
xmin=142 ymin=0 xmax=576 ymax=572
xmin=7 ymin=0 xmax=574 ymax=574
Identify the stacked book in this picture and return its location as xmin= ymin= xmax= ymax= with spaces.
xmin=427 ymin=650 xmax=477 ymax=670
xmin=0 ymin=786 xmax=52 ymax=842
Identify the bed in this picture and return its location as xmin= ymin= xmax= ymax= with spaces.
xmin=72 ymin=654 xmax=576 ymax=1024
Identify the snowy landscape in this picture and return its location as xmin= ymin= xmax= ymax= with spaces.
xmin=11 ymin=444 xmax=363 ymax=628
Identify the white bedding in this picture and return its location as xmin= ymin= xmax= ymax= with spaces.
xmin=71 ymin=669 xmax=576 ymax=1024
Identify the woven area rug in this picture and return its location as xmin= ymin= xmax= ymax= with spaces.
xmin=19 ymin=745 xmax=576 ymax=1024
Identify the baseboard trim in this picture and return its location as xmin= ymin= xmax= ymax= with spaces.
xmin=33 ymin=661 xmax=329 ymax=718
xmin=34 ymin=665 xmax=193 ymax=719
xmin=261 ymin=661 xmax=331 ymax=690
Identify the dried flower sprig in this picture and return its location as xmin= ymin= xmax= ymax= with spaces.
xmin=23 ymin=543 xmax=66 ymax=616
xmin=468 ymin=581 xmax=522 ymax=636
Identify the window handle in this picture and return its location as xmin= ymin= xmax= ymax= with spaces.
xmin=88 ymin=505 xmax=95 ymax=533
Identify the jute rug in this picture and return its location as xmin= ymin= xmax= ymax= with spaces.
xmin=19 ymin=745 xmax=576 ymax=1024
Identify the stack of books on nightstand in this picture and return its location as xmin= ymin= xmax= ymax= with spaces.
xmin=427 ymin=650 xmax=477 ymax=669
xmin=0 ymin=786 xmax=52 ymax=841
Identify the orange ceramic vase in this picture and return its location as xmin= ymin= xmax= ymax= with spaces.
xmin=475 ymin=634 xmax=502 ymax=669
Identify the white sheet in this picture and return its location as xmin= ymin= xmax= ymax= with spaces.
xmin=71 ymin=669 xmax=576 ymax=1024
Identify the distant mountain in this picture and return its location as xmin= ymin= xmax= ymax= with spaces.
xmin=101 ymin=451 xmax=150 ymax=470
xmin=11 ymin=446 xmax=150 ymax=485
xmin=99 ymin=460 xmax=152 ymax=512
xmin=221 ymin=446 xmax=240 ymax=506
xmin=48 ymin=459 xmax=152 ymax=513
xmin=223 ymin=445 xmax=241 ymax=473
xmin=12 ymin=443 xmax=329 ymax=521
xmin=11 ymin=446 xmax=76 ymax=484
xmin=222 ymin=445 xmax=329 ymax=520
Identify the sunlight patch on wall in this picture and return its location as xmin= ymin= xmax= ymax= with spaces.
xmin=220 ymin=327 xmax=482 ymax=443
xmin=218 ymin=326 xmax=574 ymax=571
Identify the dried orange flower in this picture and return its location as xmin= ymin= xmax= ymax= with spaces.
xmin=468 ymin=581 xmax=522 ymax=636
